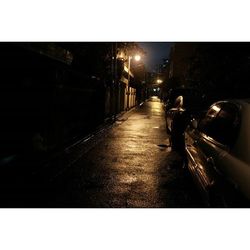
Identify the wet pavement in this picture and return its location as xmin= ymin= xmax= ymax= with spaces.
xmin=1 ymin=96 xmax=204 ymax=207
xmin=32 ymin=96 xmax=203 ymax=208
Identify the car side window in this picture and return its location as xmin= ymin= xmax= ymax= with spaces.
xmin=198 ymin=103 xmax=222 ymax=137
xmin=214 ymin=103 xmax=240 ymax=146
xmin=198 ymin=102 xmax=240 ymax=146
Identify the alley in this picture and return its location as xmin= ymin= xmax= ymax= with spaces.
xmin=36 ymin=96 xmax=203 ymax=208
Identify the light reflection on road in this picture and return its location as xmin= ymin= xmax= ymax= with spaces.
xmin=101 ymin=96 xmax=168 ymax=207
xmin=49 ymin=96 xmax=202 ymax=208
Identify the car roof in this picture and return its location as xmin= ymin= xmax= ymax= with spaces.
xmin=213 ymin=99 xmax=250 ymax=107
xmin=234 ymin=99 xmax=250 ymax=106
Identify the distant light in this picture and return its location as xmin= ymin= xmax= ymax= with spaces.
xmin=153 ymin=88 xmax=156 ymax=91
xmin=134 ymin=55 xmax=141 ymax=61
xmin=157 ymin=88 xmax=160 ymax=91
xmin=156 ymin=79 xmax=163 ymax=84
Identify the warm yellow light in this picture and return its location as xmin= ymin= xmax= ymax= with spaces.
xmin=156 ymin=79 xmax=163 ymax=84
xmin=134 ymin=55 xmax=141 ymax=61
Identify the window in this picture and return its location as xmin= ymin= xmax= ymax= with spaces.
xmin=198 ymin=102 xmax=240 ymax=146
xmin=198 ymin=103 xmax=222 ymax=136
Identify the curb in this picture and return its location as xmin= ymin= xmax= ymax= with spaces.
xmin=64 ymin=102 xmax=144 ymax=154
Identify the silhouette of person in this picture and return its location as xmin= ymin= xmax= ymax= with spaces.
xmin=171 ymin=96 xmax=188 ymax=154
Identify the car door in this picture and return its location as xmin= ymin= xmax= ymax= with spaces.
xmin=198 ymin=101 xmax=240 ymax=174
xmin=186 ymin=101 xmax=241 ymax=205
xmin=185 ymin=103 xmax=223 ymax=203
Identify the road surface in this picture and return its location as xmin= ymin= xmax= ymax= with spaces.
xmin=1 ymin=96 xmax=204 ymax=208
xmin=32 ymin=96 xmax=203 ymax=207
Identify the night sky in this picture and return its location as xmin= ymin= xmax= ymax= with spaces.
xmin=138 ymin=42 xmax=173 ymax=72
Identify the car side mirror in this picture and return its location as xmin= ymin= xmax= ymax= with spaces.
xmin=190 ymin=119 xmax=198 ymax=129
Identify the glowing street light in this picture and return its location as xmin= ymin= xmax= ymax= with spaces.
xmin=134 ymin=54 xmax=141 ymax=62
xmin=156 ymin=79 xmax=163 ymax=84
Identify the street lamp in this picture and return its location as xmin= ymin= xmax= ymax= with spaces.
xmin=134 ymin=55 xmax=141 ymax=62
xmin=127 ymin=54 xmax=141 ymax=110
xmin=156 ymin=79 xmax=163 ymax=84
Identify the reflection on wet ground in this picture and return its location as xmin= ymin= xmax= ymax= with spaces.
xmin=1 ymin=96 xmax=203 ymax=208
xmin=38 ymin=96 xmax=203 ymax=208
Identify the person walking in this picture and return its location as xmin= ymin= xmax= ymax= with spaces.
xmin=170 ymin=96 xmax=188 ymax=155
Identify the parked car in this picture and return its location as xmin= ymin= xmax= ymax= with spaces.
xmin=185 ymin=99 xmax=250 ymax=207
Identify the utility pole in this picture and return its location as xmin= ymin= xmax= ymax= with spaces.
xmin=111 ymin=43 xmax=114 ymax=119
xmin=127 ymin=55 xmax=131 ymax=110
xmin=114 ymin=42 xmax=118 ymax=121
xmin=111 ymin=42 xmax=118 ymax=121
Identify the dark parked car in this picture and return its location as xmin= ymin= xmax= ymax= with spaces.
xmin=185 ymin=99 xmax=250 ymax=207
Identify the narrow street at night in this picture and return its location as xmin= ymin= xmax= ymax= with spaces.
xmin=2 ymin=4 xmax=250 ymax=250
xmin=1 ymin=42 xmax=250 ymax=208
xmin=31 ymin=96 xmax=202 ymax=208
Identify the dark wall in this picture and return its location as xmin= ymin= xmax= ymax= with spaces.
xmin=0 ymin=43 xmax=106 ymax=159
